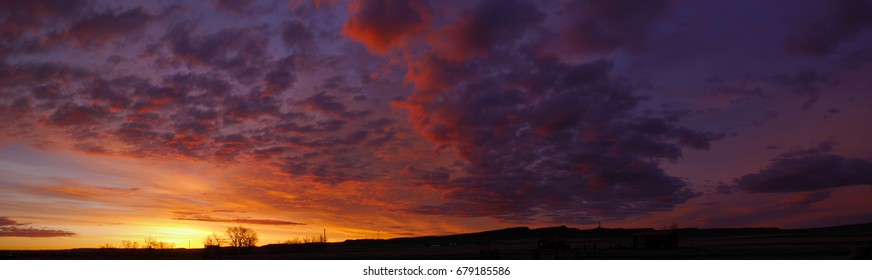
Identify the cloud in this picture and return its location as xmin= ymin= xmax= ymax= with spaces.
xmin=733 ymin=141 xmax=872 ymax=193
xmin=215 ymin=0 xmax=254 ymax=15
xmin=399 ymin=166 xmax=451 ymax=184
xmin=0 ymin=217 xmax=26 ymax=226
xmin=342 ymin=0 xmax=432 ymax=54
xmin=781 ymin=191 xmax=833 ymax=207
xmin=1 ymin=46 xmax=383 ymax=178
xmin=262 ymin=55 xmax=298 ymax=96
xmin=295 ymin=92 xmax=372 ymax=119
xmin=6 ymin=0 xmax=868 ymax=234
xmin=429 ymin=0 xmax=544 ymax=60
xmin=394 ymin=52 xmax=715 ymax=222
xmin=172 ymin=212 xmax=305 ymax=226
xmin=562 ymin=0 xmax=672 ymax=54
xmin=771 ymin=70 xmax=840 ymax=110
xmin=160 ymin=24 xmax=271 ymax=84
xmin=316 ymin=75 xmax=362 ymax=94
xmin=0 ymin=0 xmax=86 ymax=44
xmin=350 ymin=0 xmax=726 ymax=222
xmin=44 ymin=103 xmax=112 ymax=127
xmin=0 ymin=217 xmax=76 ymax=237
xmin=59 ymin=7 xmax=162 ymax=48
xmin=0 ymin=97 xmax=32 ymax=123
xmin=281 ymin=20 xmax=316 ymax=53
xmin=785 ymin=0 xmax=872 ymax=57
xmin=0 ymin=227 xmax=77 ymax=237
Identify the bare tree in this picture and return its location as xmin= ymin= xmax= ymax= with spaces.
xmin=659 ymin=221 xmax=680 ymax=231
xmin=225 ymin=226 xmax=258 ymax=247
xmin=203 ymin=232 xmax=226 ymax=247
xmin=121 ymin=240 xmax=139 ymax=249
xmin=142 ymin=236 xmax=174 ymax=249
xmin=143 ymin=236 xmax=159 ymax=249
xmin=278 ymin=231 xmax=327 ymax=245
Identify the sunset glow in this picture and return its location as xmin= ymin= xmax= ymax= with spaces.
xmin=1 ymin=0 xmax=871 ymax=250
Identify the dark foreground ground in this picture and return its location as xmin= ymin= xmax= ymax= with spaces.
xmin=4 ymin=223 xmax=872 ymax=260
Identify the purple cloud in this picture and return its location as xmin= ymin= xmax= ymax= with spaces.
xmin=785 ymin=0 xmax=872 ymax=57
xmin=562 ymin=0 xmax=671 ymax=54
xmin=734 ymin=142 xmax=872 ymax=193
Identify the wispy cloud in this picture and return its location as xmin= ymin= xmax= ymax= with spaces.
xmin=0 ymin=217 xmax=76 ymax=238
xmin=172 ymin=212 xmax=305 ymax=226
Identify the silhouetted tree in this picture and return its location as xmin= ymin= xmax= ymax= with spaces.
xmin=279 ymin=232 xmax=327 ymax=244
xmin=121 ymin=240 xmax=139 ymax=249
xmin=203 ymin=232 xmax=226 ymax=247
xmin=142 ymin=236 xmax=174 ymax=249
xmin=225 ymin=226 xmax=258 ymax=247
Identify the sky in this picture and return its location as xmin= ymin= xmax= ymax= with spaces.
xmin=1 ymin=0 xmax=871 ymax=250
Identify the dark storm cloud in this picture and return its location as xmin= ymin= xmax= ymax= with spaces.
xmin=281 ymin=20 xmax=316 ymax=53
xmin=161 ymin=24 xmax=270 ymax=84
xmin=160 ymin=72 xmax=233 ymax=107
xmin=316 ymin=76 xmax=362 ymax=94
xmin=0 ymin=97 xmax=33 ymax=122
xmin=59 ymin=7 xmax=163 ymax=48
xmin=342 ymin=0 xmax=432 ymax=54
xmin=215 ymin=0 xmax=255 ymax=15
xmin=734 ymin=142 xmax=872 ymax=193
xmin=771 ymin=70 xmax=840 ymax=110
xmin=86 ymin=77 xmax=158 ymax=111
xmin=5 ymin=0 xmax=868 ymax=232
xmin=212 ymin=133 xmax=251 ymax=162
xmin=562 ymin=0 xmax=671 ymax=54
xmin=115 ymin=121 xmax=164 ymax=143
xmin=279 ymin=149 xmax=375 ymax=185
xmin=337 ymin=2 xmax=727 ymax=224
xmin=44 ymin=103 xmax=112 ymax=127
xmin=841 ymin=48 xmax=872 ymax=69
xmin=262 ymin=55 xmax=298 ymax=96
xmin=399 ymin=166 xmax=451 ymax=184
xmin=711 ymin=86 xmax=765 ymax=99
xmin=0 ymin=50 xmax=391 ymax=178
xmin=1 ymin=2 xmax=180 ymax=54
xmin=295 ymin=92 xmax=372 ymax=119
xmin=0 ymin=62 xmax=91 ymax=93
xmin=782 ymin=191 xmax=832 ymax=207
xmin=285 ymin=130 xmax=370 ymax=148
xmin=395 ymin=51 xmax=714 ymax=222
xmin=273 ymin=119 xmax=347 ymax=134
xmin=223 ymin=91 xmax=281 ymax=121
xmin=0 ymin=217 xmax=76 ymax=237
xmin=0 ymin=49 xmax=378 ymax=171
xmin=0 ymin=0 xmax=86 ymax=44
xmin=431 ymin=0 xmax=544 ymax=60
xmin=785 ymin=0 xmax=872 ymax=57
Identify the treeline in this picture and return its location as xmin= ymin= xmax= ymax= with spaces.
xmin=100 ymin=236 xmax=175 ymax=249
xmin=99 ymin=226 xmax=328 ymax=249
